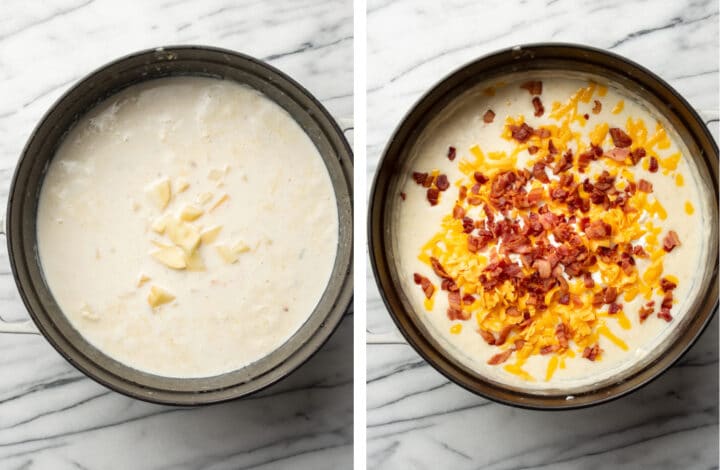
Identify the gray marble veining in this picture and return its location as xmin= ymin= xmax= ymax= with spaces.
xmin=367 ymin=0 xmax=718 ymax=468
xmin=0 ymin=0 xmax=352 ymax=469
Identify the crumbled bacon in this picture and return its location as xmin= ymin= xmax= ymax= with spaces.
xmin=658 ymin=309 xmax=673 ymax=322
xmin=632 ymin=245 xmax=648 ymax=258
xmin=487 ymin=349 xmax=513 ymax=365
xmin=639 ymin=305 xmax=654 ymax=322
xmin=630 ymin=147 xmax=646 ymax=165
xmin=440 ymin=278 xmax=459 ymax=292
xmin=532 ymin=161 xmax=550 ymax=183
xmin=555 ymin=323 xmax=569 ymax=349
xmin=605 ymin=147 xmax=629 ymax=162
xmin=540 ymin=344 xmax=559 ymax=355
xmin=479 ymin=329 xmax=496 ymax=345
xmin=474 ymin=172 xmax=488 ymax=184
xmin=648 ymin=156 xmax=659 ymax=173
xmin=458 ymin=185 xmax=467 ymax=201
xmin=462 ymin=294 xmax=475 ymax=305
xmin=609 ymin=128 xmax=632 ymax=148
xmin=422 ymin=175 xmax=435 ymax=188
xmin=447 ymin=146 xmax=456 ymax=161
xmin=608 ymin=302 xmax=621 ymax=314
xmin=602 ymin=286 xmax=618 ymax=304
xmin=427 ymin=187 xmax=439 ymax=205
xmin=585 ymin=220 xmax=612 ymax=240
xmin=663 ymin=230 xmax=680 ymax=252
xmin=527 ymin=145 xmax=539 ymax=155
xmin=436 ymin=174 xmax=450 ymax=191
xmin=552 ymin=150 xmax=573 ymax=174
xmin=430 ymin=257 xmax=450 ymax=279
xmin=547 ymin=139 xmax=558 ymax=155
xmin=510 ymin=123 xmax=534 ymax=143
xmin=532 ymin=97 xmax=544 ymax=117
xmin=447 ymin=291 xmax=469 ymax=320
xmin=520 ymin=80 xmax=542 ymax=95
xmin=534 ymin=127 xmax=551 ymax=139
xmin=483 ymin=110 xmax=495 ymax=123
xmin=495 ymin=324 xmax=514 ymax=346
xmin=412 ymin=172 xmax=427 ymax=185
xmin=506 ymin=306 xmax=521 ymax=317
xmin=592 ymin=100 xmax=602 ymax=114
xmin=577 ymin=149 xmax=596 ymax=173
xmin=462 ymin=216 xmax=474 ymax=233
xmin=660 ymin=277 xmax=677 ymax=292
xmin=637 ymin=179 xmax=653 ymax=193
xmin=583 ymin=271 xmax=595 ymax=288
xmin=452 ymin=205 xmax=465 ymax=219
xmin=583 ymin=344 xmax=601 ymax=361
xmin=413 ymin=273 xmax=435 ymax=299
xmin=533 ymin=259 xmax=552 ymax=278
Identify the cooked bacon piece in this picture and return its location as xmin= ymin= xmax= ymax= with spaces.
xmin=555 ymin=323 xmax=569 ymax=349
xmin=630 ymin=147 xmax=646 ymax=165
xmin=412 ymin=172 xmax=428 ymax=185
xmin=592 ymin=100 xmax=602 ymax=114
xmin=436 ymin=174 xmax=450 ymax=191
xmin=427 ymin=187 xmax=439 ymax=205
xmin=487 ymin=349 xmax=513 ymax=365
xmin=400 ymin=192 xmax=406 ymax=200
xmin=585 ymin=220 xmax=612 ymax=240
xmin=661 ymin=291 xmax=673 ymax=310
xmin=447 ymin=146 xmax=456 ymax=161
xmin=440 ymin=278 xmax=459 ymax=292
xmin=462 ymin=216 xmax=474 ymax=233
xmin=413 ymin=273 xmax=435 ymax=299
xmin=514 ymin=339 xmax=526 ymax=350
xmin=632 ymin=245 xmax=649 ymax=258
xmin=533 ymin=259 xmax=552 ymax=279
xmin=552 ymin=150 xmax=573 ymax=174
xmin=521 ymin=80 xmax=543 ymax=95
xmin=583 ymin=113 xmax=589 ymax=120
xmin=430 ymin=257 xmax=450 ymax=279
xmin=534 ymin=127 xmax=551 ymax=139
xmin=639 ymin=305 xmax=654 ymax=322
xmin=532 ymin=161 xmax=550 ymax=183
xmin=452 ymin=205 xmax=465 ymax=219
xmin=495 ymin=324 xmax=514 ymax=346
xmin=602 ymin=286 xmax=618 ymax=304
xmin=447 ymin=291 xmax=469 ymax=320
xmin=582 ymin=271 xmax=595 ymax=288
xmin=462 ymin=294 xmax=475 ymax=305
xmin=483 ymin=110 xmax=496 ymax=123
xmin=608 ymin=302 xmax=621 ymax=314
xmin=663 ymin=230 xmax=681 ymax=252
xmin=658 ymin=309 xmax=673 ymax=322
xmin=527 ymin=187 xmax=544 ymax=205
xmin=637 ymin=179 xmax=653 ymax=193
xmin=527 ymin=145 xmax=539 ymax=155
xmin=583 ymin=344 xmax=601 ymax=361
xmin=422 ymin=175 xmax=435 ymax=188
xmin=474 ymin=172 xmax=488 ymax=184
xmin=547 ymin=139 xmax=558 ymax=155
xmin=506 ymin=306 xmax=521 ymax=317
xmin=577 ymin=149 xmax=596 ymax=173
xmin=479 ymin=329 xmax=496 ymax=345
xmin=660 ymin=277 xmax=677 ymax=292
xmin=605 ymin=147 xmax=629 ymax=162
xmin=458 ymin=185 xmax=467 ymax=201
xmin=609 ymin=127 xmax=632 ymax=148
xmin=625 ymin=181 xmax=637 ymax=195
xmin=540 ymin=344 xmax=558 ymax=355
xmin=648 ymin=156 xmax=659 ymax=173
xmin=510 ymin=123 xmax=535 ymax=143
xmin=467 ymin=196 xmax=483 ymax=206
xmin=532 ymin=97 xmax=544 ymax=117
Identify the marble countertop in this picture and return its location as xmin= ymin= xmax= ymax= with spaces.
xmin=0 ymin=1 xmax=352 ymax=469
xmin=366 ymin=0 xmax=718 ymax=468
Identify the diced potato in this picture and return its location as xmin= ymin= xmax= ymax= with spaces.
xmin=200 ymin=225 xmax=222 ymax=244
xmin=166 ymin=219 xmax=201 ymax=254
xmin=148 ymin=285 xmax=175 ymax=308
xmin=180 ymin=205 xmax=204 ymax=222
xmin=150 ymin=245 xmax=187 ymax=269
xmin=146 ymin=177 xmax=171 ymax=210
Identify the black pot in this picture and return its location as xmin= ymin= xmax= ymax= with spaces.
xmin=368 ymin=43 xmax=718 ymax=409
xmin=2 ymin=45 xmax=353 ymax=405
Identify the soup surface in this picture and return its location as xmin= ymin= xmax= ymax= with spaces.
xmin=37 ymin=76 xmax=338 ymax=378
xmin=394 ymin=73 xmax=709 ymax=390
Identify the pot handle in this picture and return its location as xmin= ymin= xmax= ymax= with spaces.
xmin=0 ymin=214 xmax=40 ymax=335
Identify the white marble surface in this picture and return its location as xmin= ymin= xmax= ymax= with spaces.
xmin=0 ymin=1 xmax=353 ymax=469
xmin=367 ymin=0 xmax=718 ymax=468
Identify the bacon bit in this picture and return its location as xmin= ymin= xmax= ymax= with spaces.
xmin=663 ymin=230 xmax=681 ymax=252
xmin=436 ymin=174 xmax=450 ymax=191
xmin=427 ymin=187 xmax=440 ymax=206
xmin=577 ymin=149 xmax=596 ymax=173
xmin=639 ymin=305 xmax=654 ymax=322
xmin=422 ymin=175 xmax=435 ymax=188
xmin=458 ymin=185 xmax=467 ymax=201
xmin=605 ymin=147 xmax=629 ymax=162
xmin=658 ymin=310 xmax=673 ymax=322
xmin=609 ymin=128 xmax=632 ymax=148
xmin=506 ymin=306 xmax=521 ymax=317
xmin=547 ymin=139 xmax=558 ymax=155
xmin=630 ymin=147 xmax=646 ymax=165
xmin=660 ymin=277 xmax=677 ymax=292
xmin=430 ymin=257 xmax=451 ymax=279
xmin=527 ymin=187 xmax=544 ymax=205
xmin=555 ymin=323 xmax=569 ymax=349
xmin=487 ymin=349 xmax=513 ymax=365
xmin=552 ymin=150 xmax=573 ymax=174
xmin=583 ymin=113 xmax=590 ymax=120
xmin=495 ymin=324 xmax=514 ymax=346
xmin=514 ymin=339 xmax=526 ymax=350
xmin=479 ymin=329 xmax=496 ymax=345
xmin=440 ymin=278 xmax=459 ymax=292
xmin=467 ymin=196 xmax=483 ymax=206
xmin=447 ymin=146 xmax=456 ymax=161
xmin=527 ymin=145 xmax=539 ymax=155
xmin=399 ymin=192 xmax=406 ymax=200
xmin=632 ymin=245 xmax=648 ymax=258
xmin=462 ymin=217 xmax=474 ymax=233
xmin=583 ymin=344 xmax=601 ymax=361
xmin=602 ymin=286 xmax=618 ymax=304
xmin=540 ymin=344 xmax=559 ymax=355
xmin=510 ymin=123 xmax=534 ymax=143
xmin=521 ymin=80 xmax=542 ymax=95
xmin=532 ymin=162 xmax=550 ymax=183
xmin=413 ymin=273 xmax=435 ymax=299
xmin=412 ymin=172 xmax=428 ymax=185
xmin=532 ymin=97 xmax=544 ymax=117
xmin=648 ymin=156 xmax=659 ymax=173
xmin=483 ymin=110 xmax=495 ymax=123
xmin=592 ymin=100 xmax=602 ymax=114
xmin=534 ymin=127 xmax=551 ymax=139
xmin=452 ymin=205 xmax=465 ymax=219
xmin=533 ymin=259 xmax=552 ymax=278
xmin=661 ymin=291 xmax=673 ymax=310
xmin=462 ymin=294 xmax=475 ymax=305
xmin=608 ymin=302 xmax=621 ymax=314
xmin=583 ymin=272 xmax=595 ymax=288
xmin=474 ymin=172 xmax=488 ymax=184
xmin=585 ymin=220 xmax=612 ymax=240
xmin=637 ymin=179 xmax=653 ymax=193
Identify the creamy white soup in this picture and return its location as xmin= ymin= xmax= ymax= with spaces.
xmin=394 ymin=73 xmax=709 ymax=390
xmin=37 ymin=76 xmax=338 ymax=378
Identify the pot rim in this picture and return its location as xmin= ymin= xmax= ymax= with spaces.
xmin=7 ymin=44 xmax=353 ymax=406
xmin=368 ymin=42 xmax=718 ymax=410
